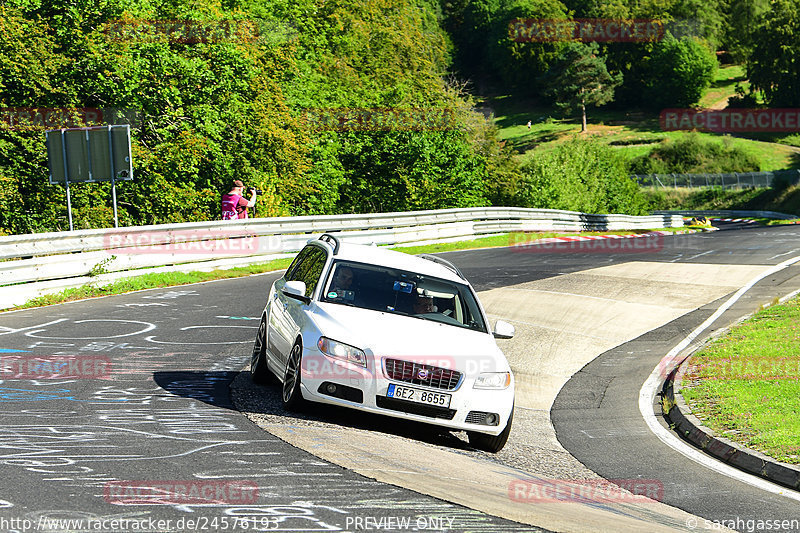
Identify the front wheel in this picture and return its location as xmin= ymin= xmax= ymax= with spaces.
xmin=250 ymin=318 xmax=273 ymax=385
xmin=467 ymin=408 xmax=513 ymax=453
xmin=281 ymin=342 xmax=304 ymax=411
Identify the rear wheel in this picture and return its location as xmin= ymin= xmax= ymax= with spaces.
xmin=281 ymin=341 xmax=304 ymax=411
xmin=467 ymin=408 xmax=513 ymax=453
xmin=250 ymin=318 xmax=273 ymax=384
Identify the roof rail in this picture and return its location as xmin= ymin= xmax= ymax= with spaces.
xmin=318 ymin=233 xmax=341 ymax=255
xmin=418 ymin=254 xmax=465 ymax=280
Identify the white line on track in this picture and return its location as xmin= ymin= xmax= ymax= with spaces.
xmin=768 ymin=249 xmax=800 ymax=261
xmin=682 ymin=250 xmax=715 ymax=262
xmin=639 ymin=255 xmax=800 ymax=502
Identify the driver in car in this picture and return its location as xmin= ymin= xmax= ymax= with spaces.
xmin=413 ymin=292 xmax=436 ymax=314
xmin=331 ymin=266 xmax=354 ymax=291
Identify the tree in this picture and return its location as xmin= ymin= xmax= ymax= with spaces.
xmin=747 ymin=0 xmax=800 ymax=107
xmin=643 ymin=36 xmax=717 ymax=109
xmin=541 ymin=42 xmax=621 ymax=132
xmin=723 ymin=0 xmax=770 ymax=63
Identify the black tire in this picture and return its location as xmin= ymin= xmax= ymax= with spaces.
xmin=281 ymin=341 xmax=304 ymax=411
xmin=467 ymin=408 xmax=513 ymax=453
xmin=250 ymin=318 xmax=273 ymax=385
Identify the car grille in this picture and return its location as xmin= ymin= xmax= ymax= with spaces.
xmin=383 ymin=358 xmax=462 ymax=391
xmin=375 ymin=396 xmax=456 ymax=420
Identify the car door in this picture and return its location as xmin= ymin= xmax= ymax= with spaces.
xmin=267 ymin=246 xmax=312 ymax=370
xmin=269 ymin=245 xmax=328 ymax=372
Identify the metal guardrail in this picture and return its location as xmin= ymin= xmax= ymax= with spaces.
xmin=634 ymin=170 xmax=800 ymax=189
xmin=653 ymin=209 xmax=796 ymax=220
xmin=0 ymin=207 xmax=683 ymax=308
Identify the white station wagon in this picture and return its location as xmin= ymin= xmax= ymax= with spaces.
xmin=250 ymin=234 xmax=516 ymax=452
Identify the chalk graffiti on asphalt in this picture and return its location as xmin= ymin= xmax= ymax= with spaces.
xmin=24 ymin=320 xmax=156 ymax=340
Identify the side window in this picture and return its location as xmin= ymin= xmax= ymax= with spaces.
xmin=285 ymin=247 xmax=313 ymax=282
xmin=292 ymin=247 xmax=327 ymax=298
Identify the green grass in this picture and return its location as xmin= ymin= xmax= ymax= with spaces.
xmin=698 ymin=64 xmax=747 ymax=109
xmin=392 ymin=229 xmax=680 ymax=255
xmin=765 ymin=219 xmax=800 ymax=226
xmin=5 ymin=229 xmax=686 ymax=311
xmin=681 ymin=297 xmax=800 ymax=464
xmin=642 ymin=184 xmax=800 ymax=216
xmin=486 ymin=86 xmax=800 ymax=172
xmin=11 ymin=258 xmax=294 ymax=310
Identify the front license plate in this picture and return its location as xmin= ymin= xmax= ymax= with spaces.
xmin=386 ymin=384 xmax=451 ymax=408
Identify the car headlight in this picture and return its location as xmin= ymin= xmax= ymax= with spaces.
xmin=473 ymin=372 xmax=511 ymax=389
xmin=317 ymin=337 xmax=367 ymax=367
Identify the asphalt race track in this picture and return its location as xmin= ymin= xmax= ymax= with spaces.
xmin=0 ymin=280 xmax=536 ymax=532
xmin=1 ymin=221 xmax=799 ymax=532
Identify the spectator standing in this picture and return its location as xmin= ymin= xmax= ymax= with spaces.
xmin=221 ymin=180 xmax=256 ymax=220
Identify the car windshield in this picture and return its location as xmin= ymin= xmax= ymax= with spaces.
xmin=321 ymin=260 xmax=487 ymax=333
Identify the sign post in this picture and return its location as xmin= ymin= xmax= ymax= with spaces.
xmin=45 ymin=125 xmax=133 ymax=230
xmin=107 ymin=125 xmax=119 ymax=227
xmin=58 ymin=129 xmax=74 ymax=231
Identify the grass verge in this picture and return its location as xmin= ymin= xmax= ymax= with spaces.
xmin=680 ymin=297 xmax=800 ymax=464
xmin=642 ymin=185 xmax=800 ymax=216
xmin=12 ymin=258 xmax=295 ymax=311
xmin=5 ymin=228 xmax=684 ymax=312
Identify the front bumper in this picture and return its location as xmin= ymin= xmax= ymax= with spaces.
xmin=298 ymin=346 xmax=515 ymax=436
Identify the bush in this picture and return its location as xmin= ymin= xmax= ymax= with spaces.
xmin=515 ymin=137 xmax=647 ymax=215
xmin=630 ymin=133 xmax=761 ymax=174
xmin=643 ymin=36 xmax=718 ymax=109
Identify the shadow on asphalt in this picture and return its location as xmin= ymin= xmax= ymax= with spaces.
xmin=153 ymin=369 xmax=475 ymax=452
xmin=153 ymin=370 xmax=239 ymax=409
xmin=232 ymin=370 xmax=476 ymax=452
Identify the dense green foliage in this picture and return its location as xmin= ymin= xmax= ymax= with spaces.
xmin=723 ymin=0 xmax=769 ymax=63
xmin=643 ymin=36 xmax=717 ymax=109
xmin=629 ymin=133 xmax=761 ymax=174
xmin=443 ymin=0 xmax=721 ymax=109
xmin=747 ymin=0 xmax=800 ymax=107
xmin=0 ymin=0 xmax=795 ymax=235
xmin=0 ymin=0 xmax=505 ymax=233
xmin=515 ymin=137 xmax=647 ymax=214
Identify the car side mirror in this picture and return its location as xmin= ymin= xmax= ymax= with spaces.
xmin=493 ymin=320 xmax=515 ymax=339
xmin=282 ymin=280 xmax=310 ymax=304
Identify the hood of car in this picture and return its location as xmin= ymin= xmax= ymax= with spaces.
xmin=311 ymin=302 xmax=510 ymax=374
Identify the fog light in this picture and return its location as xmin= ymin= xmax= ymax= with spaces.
xmin=485 ymin=413 xmax=498 ymax=425
xmin=325 ymin=383 xmax=338 ymax=395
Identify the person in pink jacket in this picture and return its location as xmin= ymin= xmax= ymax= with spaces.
xmin=221 ymin=180 xmax=257 ymax=219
